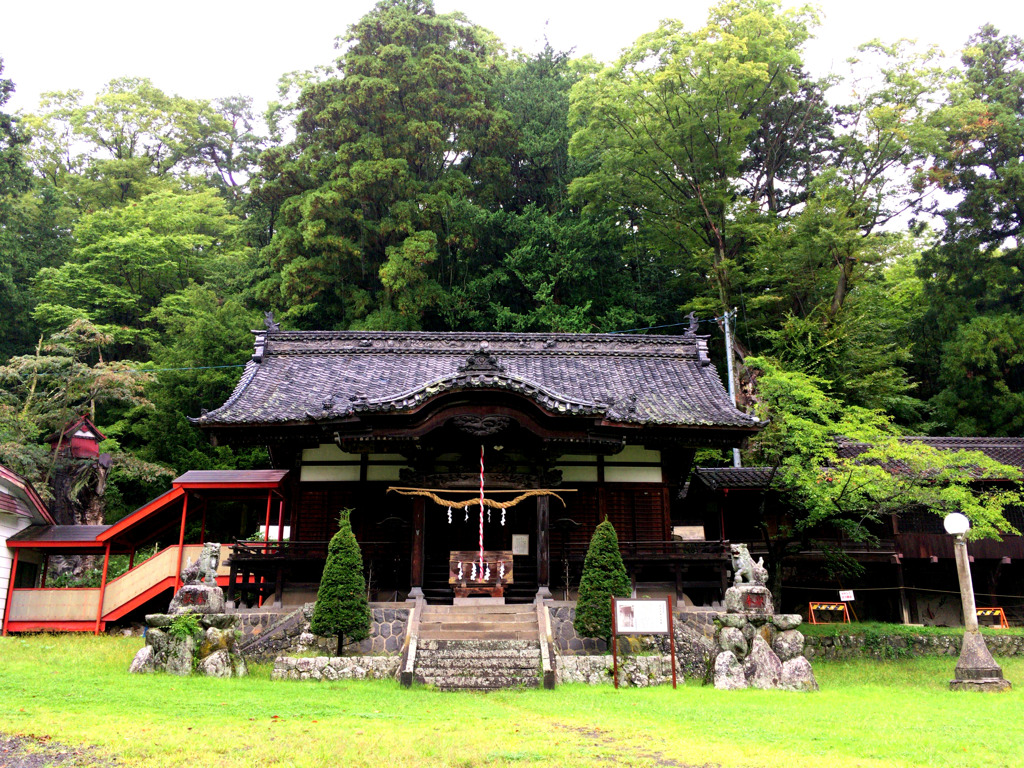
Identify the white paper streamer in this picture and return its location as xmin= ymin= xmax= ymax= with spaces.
xmin=457 ymin=562 xmax=464 ymax=581
xmin=447 ymin=506 xmax=452 ymax=524
xmin=471 ymin=561 xmax=477 ymax=581
xmin=484 ymin=564 xmax=490 ymax=582
xmin=500 ymin=509 xmax=505 ymax=526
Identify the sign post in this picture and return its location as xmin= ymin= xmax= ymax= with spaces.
xmin=611 ymin=596 xmax=676 ymax=689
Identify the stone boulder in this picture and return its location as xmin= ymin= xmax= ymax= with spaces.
xmin=780 ymin=656 xmax=819 ymax=692
xmin=714 ymin=651 xmax=747 ymax=690
xmin=718 ymin=627 xmax=748 ymax=657
xmin=201 ymin=650 xmax=233 ymax=678
xmin=773 ymin=630 xmax=805 ymax=662
xmin=744 ymin=635 xmax=783 ymax=689
xmin=129 ymin=645 xmax=155 ymax=674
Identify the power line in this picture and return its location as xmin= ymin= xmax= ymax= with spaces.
xmin=610 ymin=317 xmax=722 ymax=334
xmin=130 ymin=364 xmax=247 ymax=373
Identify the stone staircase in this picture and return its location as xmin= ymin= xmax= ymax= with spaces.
xmin=413 ymin=603 xmax=543 ymax=690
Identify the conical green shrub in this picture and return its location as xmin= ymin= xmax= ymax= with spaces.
xmin=573 ymin=519 xmax=631 ymax=641
xmin=310 ymin=509 xmax=370 ymax=652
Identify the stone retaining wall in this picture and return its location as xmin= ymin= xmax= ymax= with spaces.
xmin=557 ymin=655 xmax=675 ymax=687
xmin=271 ymin=655 xmax=400 ymax=681
xmin=547 ymin=603 xmax=721 ymax=654
xmin=238 ymin=603 xmax=410 ymax=660
xmin=803 ymin=633 xmax=1024 ymax=660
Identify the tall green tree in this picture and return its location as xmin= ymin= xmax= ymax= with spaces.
xmin=31 ymin=188 xmax=245 ymax=349
xmin=574 ymin=519 xmax=631 ymax=641
xmin=310 ymin=509 xmax=371 ymax=652
xmin=745 ymin=357 xmax=1021 ymax=601
xmin=916 ymin=26 xmax=1024 ymax=428
xmin=568 ymin=0 xmax=821 ymax=312
xmin=254 ymin=0 xmax=508 ymax=330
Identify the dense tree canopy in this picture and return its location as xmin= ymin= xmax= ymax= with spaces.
xmin=0 ymin=0 xmax=1021 ymax=527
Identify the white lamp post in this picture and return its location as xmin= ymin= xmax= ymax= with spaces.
xmin=943 ymin=513 xmax=1010 ymax=691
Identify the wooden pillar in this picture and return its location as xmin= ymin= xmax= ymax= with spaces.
xmin=40 ymin=554 xmax=48 ymax=588
xmin=227 ymin=560 xmax=238 ymax=609
xmin=536 ymin=495 xmax=551 ymax=599
xmin=2 ymin=549 xmax=19 ymax=636
xmin=199 ymin=500 xmax=207 ymax=544
xmin=263 ymin=492 xmax=272 ymax=546
xmin=95 ymin=542 xmax=111 ymax=635
xmin=277 ymin=500 xmax=285 ymax=541
xmin=409 ymin=497 xmax=425 ymax=600
xmin=259 ymin=492 xmax=272 ymax=608
xmin=174 ymin=493 xmax=190 ymax=593
xmin=128 ymin=548 xmax=135 ymax=571
xmin=895 ymin=559 xmax=911 ymax=625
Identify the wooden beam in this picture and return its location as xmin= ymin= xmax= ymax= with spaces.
xmin=95 ymin=542 xmax=111 ymax=635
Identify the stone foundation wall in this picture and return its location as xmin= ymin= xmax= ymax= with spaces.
xmin=803 ymin=633 xmax=1024 ymax=660
xmin=556 ymin=655 xmax=675 ymax=687
xmin=271 ymin=655 xmax=400 ymax=681
xmin=239 ymin=603 xmax=410 ymax=660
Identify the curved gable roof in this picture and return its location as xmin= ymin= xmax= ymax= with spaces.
xmin=195 ymin=331 xmax=760 ymax=432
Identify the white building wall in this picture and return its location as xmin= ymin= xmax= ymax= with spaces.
xmin=0 ymin=511 xmax=31 ymax=622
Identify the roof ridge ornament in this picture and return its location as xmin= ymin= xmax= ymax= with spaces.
xmin=684 ymin=311 xmax=699 ymax=337
xmin=264 ymin=311 xmax=281 ymax=332
xmin=459 ymin=342 xmax=505 ymax=374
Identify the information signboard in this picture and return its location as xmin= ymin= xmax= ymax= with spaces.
xmin=839 ymin=589 xmax=855 ymax=602
xmin=613 ymin=598 xmax=670 ymax=635
xmin=610 ymin=597 xmax=677 ymax=689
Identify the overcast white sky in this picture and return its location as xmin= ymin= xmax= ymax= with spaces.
xmin=1 ymin=0 xmax=1020 ymax=115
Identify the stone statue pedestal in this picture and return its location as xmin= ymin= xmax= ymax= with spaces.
xmin=724 ymin=585 xmax=773 ymax=616
xmin=168 ymin=584 xmax=225 ymax=614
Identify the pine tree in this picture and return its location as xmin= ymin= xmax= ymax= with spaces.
xmin=573 ymin=519 xmax=631 ymax=641
xmin=310 ymin=509 xmax=370 ymax=652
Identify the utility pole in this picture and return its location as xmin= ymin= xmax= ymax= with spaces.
xmin=722 ymin=308 xmax=741 ymax=468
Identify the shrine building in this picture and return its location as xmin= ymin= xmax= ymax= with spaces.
xmin=194 ymin=329 xmax=761 ymax=607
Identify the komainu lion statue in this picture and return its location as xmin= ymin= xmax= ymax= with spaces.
xmin=731 ymin=543 xmax=768 ymax=586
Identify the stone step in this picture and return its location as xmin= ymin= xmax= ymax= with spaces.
xmin=419 ymin=611 xmax=538 ymax=624
xmin=415 ymin=651 xmax=544 ymax=663
xmin=417 ymin=659 xmax=544 ymax=671
xmin=416 ymin=650 xmax=540 ymax=662
xmin=417 ymin=673 xmax=540 ymax=690
xmin=418 ymin=628 xmax=539 ymax=641
xmin=417 ymin=638 xmax=538 ymax=651
xmin=419 ymin=619 xmax=538 ymax=632
xmin=421 ymin=604 xmax=533 ymax=615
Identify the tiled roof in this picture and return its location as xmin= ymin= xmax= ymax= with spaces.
xmin=8 ymin=525 xmax=110 ymax=543
xmin=693 ymin=467 xmax=777 ymax=491
xmin=836 ymin=437 xmax=1024 ymax=472
xmin=0 ymin=464 xmax=54 ymax=523
xmin=195 ymin=331 xmax=760 ymax=431
xmin=174 ymin=470 xmax=290 ymax=486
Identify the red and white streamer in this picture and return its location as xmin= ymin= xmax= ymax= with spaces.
xmin=479 ymin=444 xmax=485 ymax=579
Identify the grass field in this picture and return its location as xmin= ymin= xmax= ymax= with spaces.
xmin=1 ymin=634 xmax=1022 ymax=767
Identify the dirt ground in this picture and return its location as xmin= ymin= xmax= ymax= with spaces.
xmin=0 ymin=735 xmax=117 ymax=768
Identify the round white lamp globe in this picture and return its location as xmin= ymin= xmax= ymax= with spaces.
xmin=943 ymin=512 xmax=970 ymax=536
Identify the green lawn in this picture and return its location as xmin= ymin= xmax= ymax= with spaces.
xmin=1 ymin=634 xmax=1021 ymax=767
